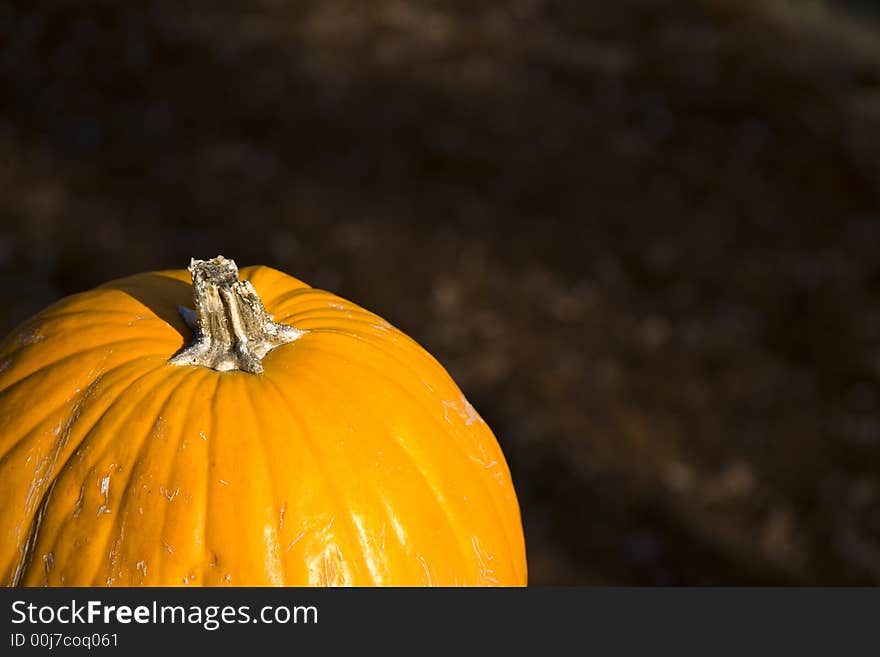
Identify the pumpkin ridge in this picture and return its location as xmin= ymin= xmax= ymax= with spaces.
xmin=122 ymin=368 xmax=207 ymax=587
xmin=319 ymin=373 xmax=474 ymax=584
xmin=0 ymin=289 xmax=103 ymax=342
xmin=274 ymin=310 xmax=384 ymax=325
xmin=2 ymin=363 xmax=128 ymax=582
xmin=301 ymin=327 xmax=449 ymax=387
xmin=15 ymin=362 xmax=171 ymax=585
xmin=0 ymin=355 xmax=168 ymax=482
xmin=1 ymin=385 xmax=98 ymax=471
xmin=80 ymin=366 xmax=197 ymax=587
xmin=267 ymin=366 xmax=418 ymax=584
xmin=346 ymin=505 xmax=392 ymax=585
xmin=300 ymin=341 xmax=522 ymax=580
xmin=336 ymin=336 xmax=517 ymax=563
xmin=285 ymin=368 xmax=459 ymax=585
xmin=199 ymin=373 xmax=222 ymax=586
xmin=0 ymin=337 xmax=171 ymax=399
xmin=4 ymin=361 xmax=148 ymax=585
xmin=237 ymin=378 xmax=286 ymax=586
xmin=300 ymin=344 xmax=517 ymax=584
xmin=241 ymin=268 xmax=311 ymax=312
xmin=377 ymin=421 xmax=476 ymax=585
xmin=31 ymin=319 xmax=178 ymax=342
xmin=374 ymin=496 xmax=418 ymax=584
xmin=11 ymin=476 xmax=56 ymax=585
xmin=275 ymin=316 xmax=393 ymax=333
xmin=36 ymin=308 xmax=163 ymax=323
xmin=261 ymin=374 xmax=377 ymax=585
xmin=254 ymin=280 xmax=329 ymax=314
xmin=269 ymin=292 xmax=376 ymax=318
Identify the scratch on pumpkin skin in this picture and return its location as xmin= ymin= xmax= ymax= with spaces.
xmin=25 ymin=457 xmax=49 ymax=510
xmin=124 ymin=315 xmax=149 ymax=327
xmin=286 ymin=531 xmax=305 ymax=553
xmin=96 ymin=464 xmax=121 ymax=516
xmin=159 ymin=486 xmax=180 ymax=502
xmin=335 ymin=546 xmax=346 ymax=583
xmin=25 ymin=363 xmax=162 ymax=587
xmin=24 ymin=389 xmax=88 ymax=512
xmin=471 ymin=536 xmax=499 ymax=585
xmin=13 ymin=362 xmax=144 ymax=585
xmin=14 ymin=327 xmax=45 ymax=346
xmin=278 ymin=503 xmax=286 ymax=531
xmin=417 ymin=555 xmax=434 ymax=587
xmin=322 ymin=549 xmax=335 ymax=586
xmin=62 ymin=365 xmax=180 ymax=581
xmin=261 ymin=375 xmax=377 ymax=585
xmin=442 ymin=398 xmax=481 ymax=427
xmin=308 ymin=544 xmax=348 ymax=586
xmin=468 ymin=442 xmax=495 ymax=469
xmin=97 ymin=479 xmax=110 ymax=516
xmin=108 ymin=525 xmax=125 ymax=576
xmin=97 ymin=365 xmax=197 ymax=588
xmin=2 ymin=340 xmax=134 ymax=473
xmin=43 ymin=553 xmax=54 ymax=586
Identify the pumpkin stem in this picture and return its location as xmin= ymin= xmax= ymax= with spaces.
xmin=168 ymin=255 xmax=304 ymax=373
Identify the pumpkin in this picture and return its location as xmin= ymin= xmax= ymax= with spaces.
xmin=0 ymin=256 xmax=527 ymax=586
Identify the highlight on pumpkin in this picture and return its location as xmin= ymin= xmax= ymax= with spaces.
xmin=0 ymin=256 xmax=527 ymax=587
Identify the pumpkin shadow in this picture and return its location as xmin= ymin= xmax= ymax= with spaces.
xmin=107 ymin=273 xmax=195 ymax=343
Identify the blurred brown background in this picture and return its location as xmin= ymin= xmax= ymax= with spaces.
xmin=2 ymin=0 xmax=880 ymax=584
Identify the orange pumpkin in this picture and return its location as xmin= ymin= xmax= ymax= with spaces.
xmin=0 ymin=256 xmax=527 ymax=586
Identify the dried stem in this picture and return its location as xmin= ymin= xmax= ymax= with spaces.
xmin=168 ymin=255 xmax=304 ymax=373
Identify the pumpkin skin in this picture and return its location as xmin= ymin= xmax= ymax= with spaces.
xmin=0 ymin=262 xmax=527 ymax=586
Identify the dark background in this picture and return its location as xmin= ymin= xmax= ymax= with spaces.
xmin=2 ymin=0 xmax=879 ymax=585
